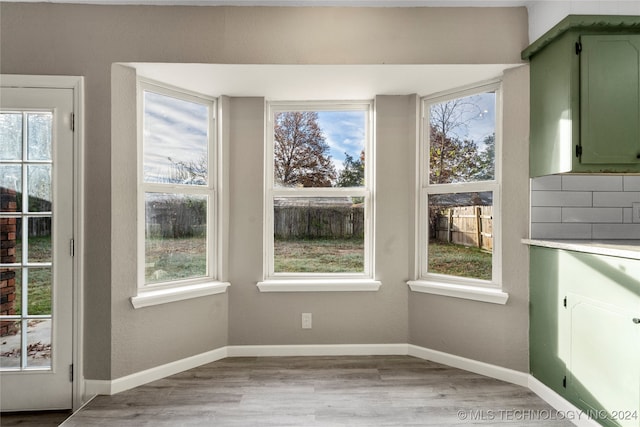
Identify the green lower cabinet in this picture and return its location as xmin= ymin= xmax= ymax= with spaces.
xmin=530 ymin=247 xmax=640 ymax=427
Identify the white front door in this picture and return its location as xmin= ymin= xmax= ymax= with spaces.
xmin=1 ymin=86 xmax=75 ymax=410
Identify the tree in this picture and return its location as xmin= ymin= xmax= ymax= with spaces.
xmin=429 ymin=98 xmax=483 ymax=184
xmin=337 ymin=150 xmax=364 ymax=187
xmin=473 ymin=133 xmax=495 ymax=181
xmin=274 ymin=112 xmax=336 ymax=187
xmin=429 ymin=127 xmax=480 ymax=184
xmin=168 ymin=155 xmax=207 ymax=185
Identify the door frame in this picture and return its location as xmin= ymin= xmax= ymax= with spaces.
xmin=1 ymin=74 xmax=85 ymax=411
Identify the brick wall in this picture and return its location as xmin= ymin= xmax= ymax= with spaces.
xmin=1 ymin=187 xmax=18 ymax=337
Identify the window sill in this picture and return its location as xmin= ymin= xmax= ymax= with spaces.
xmin=407 ymin=280 xmax=508 ymax=305
xmin=257 ymin=279 xmax=381 ymax=292
xmin=131 ymin=281 xmax=230 ymax=309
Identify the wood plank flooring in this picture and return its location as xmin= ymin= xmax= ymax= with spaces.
xmin=10 ymin=356 xmax=574 ymax=426
xmin=0 ymin=410 xmax=70 ymax=427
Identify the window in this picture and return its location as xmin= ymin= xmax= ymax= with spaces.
xmin=259 ymin=101 xmax=379 ymax=292
xmin=410 ymin=81 xmax=507 ymax=304
xmin=133 ymin=81 xmax=227 ymax=308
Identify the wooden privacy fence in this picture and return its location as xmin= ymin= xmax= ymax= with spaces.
xmin=274 ymin=204 xmax=364 ymax=239
xmin=433 ymin=205 xmax=493 ymax=251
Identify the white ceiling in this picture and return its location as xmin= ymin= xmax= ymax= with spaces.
xmin=129 ymin=63 xmax=521 ymax=100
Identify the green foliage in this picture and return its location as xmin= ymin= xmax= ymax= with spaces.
xmin=473 ymin=133 xmax=496 ymax=181
xmin=274 ymin=111 xmax=337 ymax=187
xmin=337 ymin=150 xmax=365 ymax=187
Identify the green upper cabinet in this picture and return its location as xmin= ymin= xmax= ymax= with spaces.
xmin=581 ymin=35 xmax=640 ymax=165
xmin=523 ymin=16 xmax=640 ymax=177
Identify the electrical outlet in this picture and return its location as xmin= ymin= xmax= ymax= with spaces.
xmin=633 ymin=203 xmax=640 ymax=223
xmin=301 ymin=313 xmax=312 ymax=329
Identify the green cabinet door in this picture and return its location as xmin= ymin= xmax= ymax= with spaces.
xmin=530 ymin=246 xmax=640 ymax=426
xmin=568 ymin=293 xmax=640 ymax=427
xmin=581 ymin=35 xmax=640 ymax=165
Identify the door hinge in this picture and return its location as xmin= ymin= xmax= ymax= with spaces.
xmin=563 ymin=296 xmax=567 ymax=308
xmin=70 ymin=239 xmax=75 ymax=257
xmin=575 ymin=41 xmax=582 ymax=55
xmin=69 ymin=364 xmax=74 ymax=382
xmin=562 ymin=375 xmax=567 ymax=388
xmin=575 ymin=145 xmax=582 ymax=158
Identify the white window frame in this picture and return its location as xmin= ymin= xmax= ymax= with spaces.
xmin=408 ymin=81 xmax=508 ymax=305
xmin=258 ymin=100 xmax=380 ymax=292
xmin=132 ymin=79 xmax=228 ymax=308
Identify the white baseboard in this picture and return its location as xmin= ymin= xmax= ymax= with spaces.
xmin=84 ymin=347 xmax=227 ymax=397
xmin=528 ymin=377 xmax=602 ymax=427
xmin=227 ymin=343 xmax=408 ymax=357
xmin=407 ymin=344 xmax=530 ymax=387
xmin=83 ymin=343 xmax=594 ymax=427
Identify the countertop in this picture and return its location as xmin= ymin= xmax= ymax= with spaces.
xmin=522 ymin=238 xmax=640 ymax=260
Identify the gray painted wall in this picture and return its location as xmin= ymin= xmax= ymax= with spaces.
xmin=227 ymin=95 xmax=416 ymax=346
xmin=408 ymin=65 xmax=531 ymax=372
xmin=0 ymin=3 xmax=529 ymax=380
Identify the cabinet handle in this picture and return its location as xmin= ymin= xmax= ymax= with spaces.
xmin=634 ymin=318 xmax=640 ymax=324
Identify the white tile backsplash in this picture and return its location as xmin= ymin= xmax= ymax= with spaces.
xmin=530 ymin=191 xmax=592 ymax=207
xmin=530 ymin=223 xmax=593 ymax=240
xmin=531 ymin=175 xmax=640 ymax=240
xmin=561 ymin=175 xmax=623 ymax=191
xmin=530 ymin=175 xmax=562 ymax=191
xmin=623 ymin=176 xmax=640 ymax=191
xmin=593 ymin=224 xmax=640 ymax=239
xmin=531 ymin=207 xmax=562 ymax=223
xmin=593 ymin=192 xmax=640 ymax=207
xmin=562 ymin=207 xmax=623 ymax=223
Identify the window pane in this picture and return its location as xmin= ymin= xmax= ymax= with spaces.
xmin=28 ymin=217 xmax=51 ymax=263
xmin=143 ymin=91 xmax=209 ymax=185
xmin=27 ymin=268 xmax=51 ymax=315
xmin=0 ymin=165 xmax=21 ymax=213
xmin=274 ymin=197 xmax=364 ymax=273
xmin=27 ymin=165 xmax=51 ymax=212
xmin=145 ymin=193 xmax=208 ymax=284
xmin=0 ymin=113 xmax=23 ymax=160
xmin=5 ymin=217 xmax=22 ymax=263
xmin=0 ymin=269 xmax=21 ymax=316
xmin=274 ymin=110 xmax=366 ymax=188
xmin=26 ymin=318 xmax=51 ymax=369
xmin=429 ymin=92 xmax=495 ymax=184
xmin=427 ymin=192 xmax=493 ymax=281
xmin=27 ymin=113 xmax=52 ymax=161
xmin=0 ymin=321 xmax=21 ymax=369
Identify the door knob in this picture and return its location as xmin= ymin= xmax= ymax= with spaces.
xmin=633 ymin=318 xmax=640 ymax=324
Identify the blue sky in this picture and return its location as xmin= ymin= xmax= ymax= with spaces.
xmin=431 ymin=92 xmax=496 ymax=150
xmin=316 ymin=110 xmax=366 ymax=173
xmin=143 ymin=91 xmax=209 ymax=184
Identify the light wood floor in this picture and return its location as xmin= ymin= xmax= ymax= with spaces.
xmin=9 ymin=356 xmax=574 ymax=426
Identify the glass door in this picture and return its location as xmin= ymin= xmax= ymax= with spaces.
xmin=1 ymin=87 xmax=74 ymax=411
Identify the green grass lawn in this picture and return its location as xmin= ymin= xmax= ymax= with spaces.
xmin=145 ymin=236 xmax=207 ymax=283
xmin=275 ymin=238 xmax=364 ymax=273
xmin=428 ymin=240 xmax=492 ymax=281
xmin=12 ymin=237 xmax=52 ymax=316
xmin=9 ymin=236 xmax=489 ymax=315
